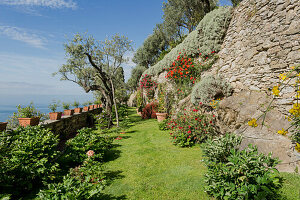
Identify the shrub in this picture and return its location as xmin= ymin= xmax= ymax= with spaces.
xmin=37 ymin=159 xmax=105 ymax=200
xmin=141 ymin=7 xmax=232 ymax=77
xmin=191 ymin=75 xmax=232 ymax=105
xmin=158 ymin=119 xmax=169 ymax=131
xmin=204 ymin=145 xmax=283 ymax=200
xmin=142 ymin=102 xmax=158 ymax=119
xmin=169 ymin=108 xmax=217 ymax=147
xmin=203 ymin=133 xmax=242 ymax=163
xmin=0 ymin=126 xmax=59 ymax=193
xmin=62 ymin=128 xmax=113 ymax=165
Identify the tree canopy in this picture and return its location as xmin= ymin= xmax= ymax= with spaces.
xmin=55 ymin=33 xmax=132 ymax=127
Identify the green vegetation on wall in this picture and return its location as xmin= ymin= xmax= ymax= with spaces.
xmin=191 ymin=75 xmax=232 ymax=105
xmin=141 ymin=6 xmax=232 ymax=79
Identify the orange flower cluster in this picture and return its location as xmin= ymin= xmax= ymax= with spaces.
xmin=165 ymin=52 xmax=197 ymax=84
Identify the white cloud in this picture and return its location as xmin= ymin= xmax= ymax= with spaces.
xmin=0 ymin=26 xmax=47 ymax=48
xmin=0 ymin=0 xmax=77 ymax=9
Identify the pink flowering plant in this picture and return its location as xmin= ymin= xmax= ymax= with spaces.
xmin=168 ymin=107 xmax=218 ymax=147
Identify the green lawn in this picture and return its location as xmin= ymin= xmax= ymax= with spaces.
xmin=100 ymin=108 xmax=300 ymax=200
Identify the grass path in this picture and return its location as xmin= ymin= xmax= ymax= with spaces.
xmin=101 ymin=109 xmax=210 ymax=200
xmin=100 ymin=108 xmax=300 ymax=200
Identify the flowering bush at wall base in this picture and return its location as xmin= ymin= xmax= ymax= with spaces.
xmin=168 ymin=108 xmax=217 ymax=147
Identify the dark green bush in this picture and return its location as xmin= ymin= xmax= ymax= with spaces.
xmin=0 ymin=126 xmax=59 ymax=193
xmin=37 ymin=158 xmax=105 ymax=200
xmin=203 ymin=134 xmax=283 ymax=200
xmin=62 ymin=128 xmax=113 ymax=165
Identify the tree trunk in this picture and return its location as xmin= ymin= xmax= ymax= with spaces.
xmin=110 ymin=78 xmax=119 ymax=127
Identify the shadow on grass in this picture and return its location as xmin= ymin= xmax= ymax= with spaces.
xmin=100 ymin=194 xmax=127 ymax=200
xmin=104 ymin=170 xmax=125 ymax=186
xmin=103 ymin=149 xmax=121 ymax=162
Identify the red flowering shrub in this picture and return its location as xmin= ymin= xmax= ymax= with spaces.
xmin=168 ymin=108 xmax=218 ymax=147
xmin=142 ymin=102 xmax=158 ymax=119
xmin=165 ymin=51 xmax=216 ymax=85
xmin=139 ymin=74 xmax=158 ymax=98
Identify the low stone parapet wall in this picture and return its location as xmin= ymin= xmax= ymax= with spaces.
xmin=40 ymin=108 xmax=102 ymax=139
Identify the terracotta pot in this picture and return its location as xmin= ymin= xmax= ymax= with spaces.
xmin=0 ymin=122 xmax=8 ymax=131
xmin=74 ymin=107 xmax=82 ymax=113
xmin=156 ymin=113 xmax=167 ymax=122
xmin=89 ymin=105 xmax=94 ymax=110
xmin=93 ymin=104 xmax=98 ymax=109
xmin=83 ymin=106 xmax=89 ymax=112
xmin=64 ymin=109 xmax=74 ymax=116
xmin=49 ymin=112 xmax=62 ymax=120
xmin=18 ymin=117 xmax=40 ymax=127
xmin=100 ymin=104 xmax=103 ymax=108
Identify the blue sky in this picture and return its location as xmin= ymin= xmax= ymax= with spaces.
xmin=0 ymin=0 xmax=232 ymax=97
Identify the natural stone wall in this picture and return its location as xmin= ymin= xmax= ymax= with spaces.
xmin=40 ymin=108 xmax=102 ymax=139
xmin=203 ymin=0 xmax=300 ymax=172
xmin=211 ymin=0 xmax=300 ymax=110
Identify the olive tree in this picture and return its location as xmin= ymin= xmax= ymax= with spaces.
xmin=54 ymin=33 xmax=132 ymax=127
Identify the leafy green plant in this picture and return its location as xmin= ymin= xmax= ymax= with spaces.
xmin=88 ymin=101 xmax=93 ymax=105
xmin=169 ymin=108 xmax=217 ymax=147
xmin=16 ymin=102 xmax=41 ymax=118
xmin=158 ymin=119 xmax=169 ymax=131
xmin=61 ymin=128 xmax=113 ymax=165
xmin=191 ymin=75 xmax=232 ymax=105
xmin=82 ymin=102 xmax=89 ymax=107
xmin=204 ymin=145 xmax=283 ymax=200
xmin=72 ymin=101 xmax=80 ymax=108
xmin=0 ymin=126 xmax=59 ymax=195
xmin=38 ymin=157 xmax=106 ymax=199
xmin=62 ymin=102 xmax=71 ymax=110
xmin=203 ymin=133 xmax=242 ymax=163
xmin=48 ymin=100 xmax=60 ymax=112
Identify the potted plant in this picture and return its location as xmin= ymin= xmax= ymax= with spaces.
xmin=62 ymin=102 xmax=74 ymax=116
xmin=73 ymin=101 xmax=82 ymax=114
xmin=156 ymin=85 xmax=168 ymax=122
xmin=16 ymin=103 xmax=41 ymax=127
xmin=48 ymin=100 xmax=62 ymax=120
xmin=88 ymin=101 xmax=94 ymax=110
xmin=0 ymin=122 xmax=8 ymax=131
xmin=82 ymin=102 xmax=89 ymax=112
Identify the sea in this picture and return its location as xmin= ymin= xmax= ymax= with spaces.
xmin=0 ymin=94 xmax=94 ymax=122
